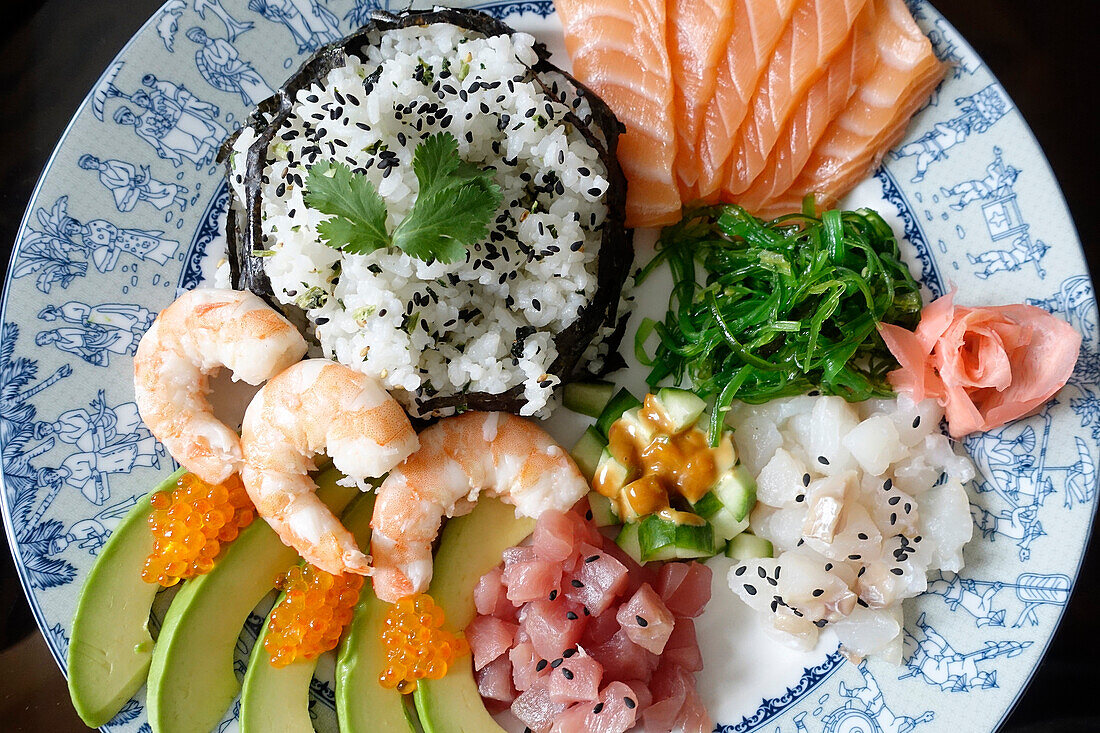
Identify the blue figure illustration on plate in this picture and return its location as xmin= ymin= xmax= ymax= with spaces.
xmin=97 ymin=66 xmax=227 ymax=170
xmin=186 ymin=26 xmax=275 ymax=107
xmin=13 ymin=196 xmax=181 ymax=294
xmin=1028 ymin=275 xmax=1099 ymax=387
xmin=156 ymin=0 xmax=187 ymax=52
xmin=925 ymin=16 xmax=980 ymax=80
xmin=786 ymin=663 xmax=933 ymax=733
xmin=926 ymin=571 xmax=1070 ymax=628
xmin=249 ymin=0 xmax=342 ymax=53
xmin=78 ymin=154 xmax=189 ymax=213
xmin=891 ymin=84 xmax=1010 ymax=182
xmin=34 ymin=389 xmax=162 ymax=505
xmin=345 ymin=0 xmax=395 ymax=28
xmin=195 ymin=0 xmax=255 ymax=41
xmin=941 ymin=148 xmax=1050 ymax=279
xmin=901 ymin=614 xmax=1031 ymax=692
xmin=34 ymin=301 xmax=155 ymax=368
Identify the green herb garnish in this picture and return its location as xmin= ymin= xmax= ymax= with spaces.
xmin=304 ymin=132 xmax=502 ymax=264
xmin=636 ymin=202 xmax=922 ymax=444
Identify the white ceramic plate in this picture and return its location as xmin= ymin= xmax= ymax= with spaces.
xmin=2 ymin=1 xmax=1096 ymax=731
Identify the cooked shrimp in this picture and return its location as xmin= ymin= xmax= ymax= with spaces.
xmin=134 ymin=288 xmax=308 ymax=485
xmin=370 ymin=411 xmax=588 ymax=602
xmin=241 ymin=358 xmax=419 ymax=575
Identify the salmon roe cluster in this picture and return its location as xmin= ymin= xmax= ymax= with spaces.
xmin=264 ymin=564 xmax=363 ymax=667
xmin=379 ymin=593 xmax=469 ymax=693
xmin=142 ymin=472 xmax=255 ymax=586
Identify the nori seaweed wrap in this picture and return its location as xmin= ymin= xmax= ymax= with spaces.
xmin=220 ymin=7 xmax=632 ymax=417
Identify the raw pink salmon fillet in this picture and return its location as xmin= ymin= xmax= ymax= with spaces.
xmin=753 ymin=0 xmax=945 ymax=217
xmin=693 ymin=0 xmax=798 ymax=202
xmin=668 ymin=0 xmax=737 ymax=195
xmin=734 ymin=1 xmax=878 ymax=211
xmin=723 ymin=0 xmax=870 ymax=197
xmin=555 ymin=0 xmax=682 ymax=227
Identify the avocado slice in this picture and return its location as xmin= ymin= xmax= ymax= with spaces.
xmin=240 ymin=492 xmax=377 ymax=733
xmin=335 ymin=560 xmax=418 ymax=733
xmin=413 ymin=498 xmax=535 ymax=733
xmin=67 ymin=468 xmax=186 ymax=727
xmin=146 ymin=468 xmax=358 ymax=733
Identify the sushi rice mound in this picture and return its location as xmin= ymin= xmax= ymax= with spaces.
xmin=229 ymin=24 xmax=612 ymax=416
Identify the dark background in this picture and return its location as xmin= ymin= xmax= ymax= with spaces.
xmin=0 ymin=0 xmax=1096 ymax=730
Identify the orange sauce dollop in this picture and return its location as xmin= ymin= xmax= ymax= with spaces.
xmin=142 ymin=472 xmax=255 ymax=586
xmin=597 ymin=393 xmax=726 ymax=518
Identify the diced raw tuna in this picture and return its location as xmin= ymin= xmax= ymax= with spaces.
xmin=533 ymin=510 xmax=576 ymax=562
xmin=622 ymin=679 xmax=654 ymax=712
xmin=616 ymin=583 xmax=676 ymax=655
xmin=599 ymin=534 xmax=659 ymax=596
xmin=588 ymin=628 xmax=659 ymax=683
xmin=548 ymin=649 xmax=604 ymax=704
xmin=550 ymin=681 xmax=640 ymax=733
xmin=474 ymin=566 xmax=516 ymax=620
xmin=642 ymin=661 xmax=698 ymax=733
xmin=503 ymin=553 xmax=563 ymax=605
xmin=663 ymin=617 xmax=703 ymax=672
xmin=521 ymin=598 xmax=588 ymax=660
xmin=466 ymin=615 xmax=518 ymax=671
xmin=679 ymin=681 xmax=714 ymax=733
xmin=580 ymin=604 xmax=621 ymax=648
xmin=564 ymin=542 xmax=629 ymax=615
xmin=571 ymin=502 xmax=608 ymax=545
xmin=475 ymin=654 xmax=517 ymax=704
xmin=656 ymin=561 xmax=712 ymax=618
xmin=509 ymin=640 xmax=543 ymax=692
xmin=512 ymin=676 xmax=568 ymax=733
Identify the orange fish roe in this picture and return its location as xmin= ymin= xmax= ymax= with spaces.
xmin=141 ymin=472 xmax=255 ymax=586
xmin=378 ymin=593 xmax=469 ymax=694
xmin=264 ymin=564 xmax=363 ymax=667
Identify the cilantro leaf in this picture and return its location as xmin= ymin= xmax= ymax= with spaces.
xmin=393 ymin=132 xmax=503 ymax=263
xmin=303 ymin=133 xmax=501 ymax=264
xmin=304 ymin=160 xmax=389 ymax=255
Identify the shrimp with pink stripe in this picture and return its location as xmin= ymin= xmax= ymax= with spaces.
xmin=369 ymin=411 xmax=589 ymax=602
xmin=241 ymin=358 xmax=419 ymax=575
xmin=133 ymin=288 xmax=308 ymax=485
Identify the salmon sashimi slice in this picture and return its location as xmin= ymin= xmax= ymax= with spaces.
xmin=694 ymin=0 xmax=798 ymax=202
xmin=668 ymin=0 xmax=737 ymax=194
xmin=753 ymin=0 xmax=945 ymax=218
xmin=733 ymin=2 xmax=878 ymax=212
xmin=555 ymin=0 xmax=682 ymax=227
xmin=724 ymin=0 xmax=870 ymax=197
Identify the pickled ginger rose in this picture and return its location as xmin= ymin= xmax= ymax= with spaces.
xmin=878 ymin=292 xmax=1080 ymax=438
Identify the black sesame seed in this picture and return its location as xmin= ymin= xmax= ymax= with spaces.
xmin=549 ymin=590 xmax=558 ymax=601
xmin=561 ymin=668 xmax=574 ymax=680
xmin=890 ymin=513 xmax=897 ymax=525
xmin=858 ymin=533 xmax=868 ymax=540
xmin=848 ymin=554 xmax=861 ymax=560
xmin=824 ymin=563 xmax=833 ymax=571
xmin=802 ymin=473 xmax=811 ymax=487
xmin=857 ymin=598 xmax=869 ymax=608
xmin=734 ymin=565 xmax=746 ymax=576
xmin=571 ymin=579 xmax=584 ymax=588
xmin=563 ymin=648 xmax=577 ymax=658
xmin=585 ymin=509 xmax=593 ymax=520
xmin=550 ymin=658 xmax=563 ymax=669
xmin=888 ymin=496 xmax=901 ymax=505
xmin=884 ymin=478 xmax=893 ymax=490
xmin=624 ymin=697 xmax=636 ymax=709
xmin=743 ymin=584 xmax=757 ymax=595
xmin=812 ymin=589 xmax=824 ymax=597
xmin=795 ymin=494 xmax=805 ymax=503
xmin=566 ymin=611 xmax=578 ymax=620
xmin=585 ymin=555 xmax=600 ymax=563
xmin=858 ymin=566 xmax=867 ymax=577
xmin=815 ymin=619 xmax=829 ymax=628
xmin=818 ymin=455 xmax=830 ymax=465
xmin=635 ymin=615 xmax=648 ymax=627
xmin=891 ymin=568 xmax=905 ymax=576
xmin=592 ymin=703 xmax=604 ymax=714
xmin=912 ymin=416 xmax=921 ymax=428
xmin=535 ymin=659 xmax=547 ymax=671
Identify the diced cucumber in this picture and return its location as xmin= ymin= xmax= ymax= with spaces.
xmin=618 ymin=407 xmax=658 ymax=447
xmin=586 ymin=493 xmax=620 ymax=528
xmin=725 ymin=533 xmax=774 ymax=560
xmin=690 ymin=491 xmax=749 ymax=541
xmin=713 ymin=465 xmax=756 ymax=522
xmin=655 ymin=388 xmax=707 ymax=433
xmin=570 ymin=427 xmax=608 ymax=482
xmin=593 ymin=448 xmax=631 ymax=495
xmin=595 ymin=388 xmax=642 ymax=438
xmin=615 ymin=523 xmax=643 ymax=565
xmin=637 ymin=514 xmax=717 ymax=562
xmin=563 ymin=381 xmax=616 ymax=418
